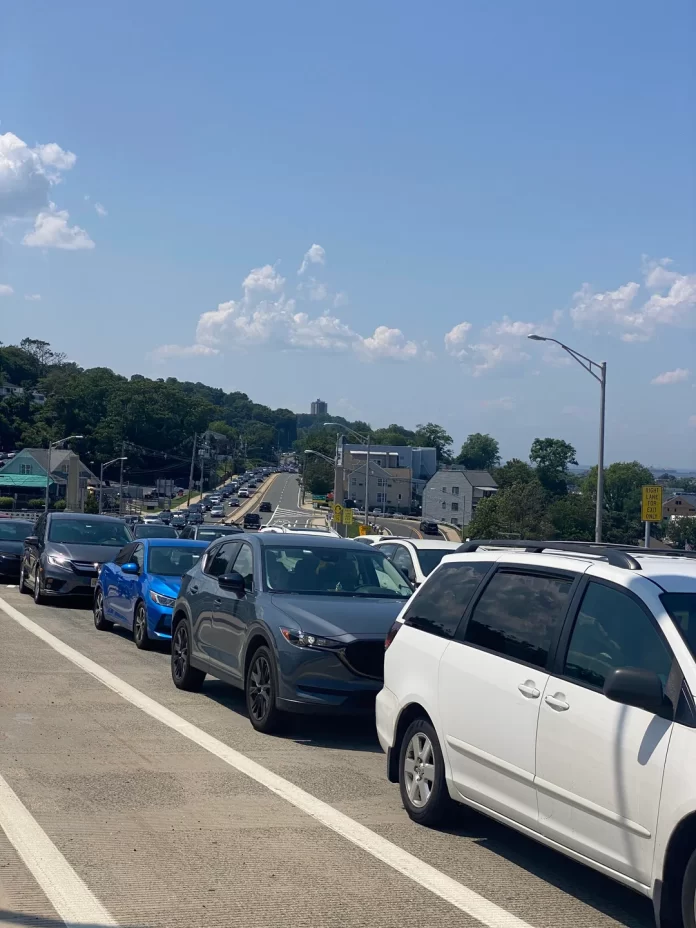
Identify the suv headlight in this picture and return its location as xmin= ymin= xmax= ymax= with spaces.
xmin=280 ymin=628 xmax=343 ymax=650
xmin=149 ymin=591 xmax=176 ymax=608
xmin=47 ymin=553 xmax=72 ymax=570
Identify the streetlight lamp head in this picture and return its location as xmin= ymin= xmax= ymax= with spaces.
xmin=527 ymin=334 xmax=547 ymax=342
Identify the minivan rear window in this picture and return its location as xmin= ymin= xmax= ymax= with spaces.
xmin=402 ymin=562 xmax=492 ymax=639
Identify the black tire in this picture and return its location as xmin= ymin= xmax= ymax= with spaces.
xmin=133 ymin=601 xmax=152 ymax=650
xmin=33 ymin=567 xmax=47 ymax=606
xmin=93 ymin=588 xmax=113 ymax=631
xmin=681 ymin=847 xmax=696 ymax=928
xmin=399 ymin=718 xmax=453 ymax=827
xmin=245 ymin=645 xmax=284 ymax=734
xmin=171 ymin=619 xmax=206 ymax=691
xmin=18 ymin=561 xmax=30 ymax=594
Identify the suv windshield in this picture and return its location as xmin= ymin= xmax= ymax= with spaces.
xmin=263 ymin=545 xmax=412 ymax=598
xmin=148 ymin=545 xmax=204 ymax=576
xmin=196 ymin=527 xmax=241 ymax=541
xmin=49 ymin=519 xmax=131 ymax=546
xmin=661 ymin=593 xmax=696 ymax=658
xmin=0 ymin=521 xmax=33 ymax=541
xmin=416 ymin=548 xmax=457 ymax=577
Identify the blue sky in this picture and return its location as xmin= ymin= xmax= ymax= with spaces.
xmin=1 ymin=0 xmax=694 ymax=467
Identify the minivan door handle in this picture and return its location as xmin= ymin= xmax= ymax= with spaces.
xmin=518 ymin=681 xmax=540 ymax=699
xmin=545 ymin=693 xmax=570 ymax=711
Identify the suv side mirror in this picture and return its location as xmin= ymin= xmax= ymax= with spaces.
xmin=603 ymin=667 xmax=668 ymax=715
xmin=218 ymin=571 xmax=246 ymax=594
xmin=121 ymin=562 xmax=139 ymax=575
xmin=24 ymin=535 xmax=39 ymax=547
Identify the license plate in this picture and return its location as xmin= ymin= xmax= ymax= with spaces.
xmin=91 ymin=578 xmax=98 ymax=588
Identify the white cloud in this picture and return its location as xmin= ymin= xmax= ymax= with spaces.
xmin=23 ymin=205 xmax=95 ymax=250
xmin=651 ymin=368 xmax=690 ymax=386
xmin=298 ymin=243 xmax=326 ymax=275
xmin=150 ymin=342 xmax=220 ymax=361
xmin=444 ymin=322 xmax=471 ymax=359
xmin=489 ymin=316 xmax=540 ymax=337
xmin=468 ymin=341 xmax=531 ymax=376
xmin=158 ymin=251 xmax=420 ymax=363
xmin=481 ymin=396 xmax=515 ymax=411
xmin=0 ymin=284 xmax=13 ymax=296
xmin=24 ymin=293 xmax=41 ymax=301
xmin=94 ymin=202 xmax=107 ymax=217
xmin=0 ymin=131 xmax=76 ymax=219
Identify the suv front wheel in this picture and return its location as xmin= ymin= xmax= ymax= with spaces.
xmin=399 ymin=718 xmax=453 ymax=827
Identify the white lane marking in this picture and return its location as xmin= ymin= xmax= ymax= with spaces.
xmin=0 ymin=595 xmax=536 ymax=928
xmin=0 ymin=771 xmax=118 ymax=927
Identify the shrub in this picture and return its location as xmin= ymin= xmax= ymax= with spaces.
xmin=53 ymin=499 xmax=66 ymax=511
xmin=0 ymin=496 xmax=14 ymax=510
xmin=26 ymin=498 xmax=45 ymax=509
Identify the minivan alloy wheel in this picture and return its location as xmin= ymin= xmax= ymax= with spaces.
xmin=404 ymin=732 xmax=435 ymax=808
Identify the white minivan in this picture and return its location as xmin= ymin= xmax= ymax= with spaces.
xmin=377 ymin=541 xmax=696 ymax=928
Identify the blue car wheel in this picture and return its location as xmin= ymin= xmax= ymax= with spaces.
xmin=133 ymin=601 xmax=152 ymax=651
xmin=93 ymin=588 xmax=113 ymax=631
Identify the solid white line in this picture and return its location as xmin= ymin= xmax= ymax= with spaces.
xmin=0 ymin=595 xmax=536 ymax=928
xmin=0 ymin=771 xmax=118 ymax=927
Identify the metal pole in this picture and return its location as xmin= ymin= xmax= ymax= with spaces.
xmin=595 ymin=361 xmax=606 ymax=543
xmin=118 ymin=443 xmax=125 ymax=516
xmin=365 ymin=433 xmax=371 ymax=526
xmin=644 ymin=520 xmax=651 ymax=549
xmin=99 ymin=463 xmax=104 ymax=514
xmin=44 ymin=443 xmax=52 ymax=513
xmin=187 ymin=433 xmax=197 ymax=507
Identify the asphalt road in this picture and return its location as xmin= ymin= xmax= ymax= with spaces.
xmin=0 ymin=541 xmax=656 ymax=928
xmin=207 ymin=473 xmax=319 ymax=531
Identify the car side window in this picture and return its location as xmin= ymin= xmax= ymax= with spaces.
xmin=402 ymin=562 xmax=492 ymax=639
xmin=114 ymin=543 xmax=135 ymax=566
xmin=205 ymin=541 xmax=236 ymax=577
xmin=392 ymin=546 xmax=415 ymax=581
xmin=132 ymin=544 xmax=145 ymax=572
xmin=231 ymin=544 xmax=253 ymax=591
xmin=564 ymin=582 xmax=673 ymax=690
xmin=35 ymin=515 xmax=46 ymax=541
xmin=464 ymin=570 xmax=573 ymax=669
xmin=377 ymin=544 xmax=398 ymax=560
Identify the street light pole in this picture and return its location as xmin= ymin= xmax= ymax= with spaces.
xmin=98 ymin=456 xmax=127 ymax=513
xmin=528 ymin=336 xmax=607 ymax=543
xmin=43 ymin=434 xmax=83 ymax=514
xmin=324 ymin=422 xmax=372 ymax=526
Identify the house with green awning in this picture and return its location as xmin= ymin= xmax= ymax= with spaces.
xmin=0 ymin=449 xmax=98 ymax=504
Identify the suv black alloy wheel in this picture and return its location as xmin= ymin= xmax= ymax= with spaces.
xmin=171 ymin=620 xmax=206 ymax=691
xmin=245 ymin=645 xmax=283 ymax=734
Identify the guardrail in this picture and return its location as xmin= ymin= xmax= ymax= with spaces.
xmin=0 ymin=509 xmax=41 ymax=522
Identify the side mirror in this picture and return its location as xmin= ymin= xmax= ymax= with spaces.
xmin=121 ymin=562 xmax=139 ymax=575
xmin=603 ymin=667 xmax=669 ymax=715
xmin=218 ymin=571 xmax=246 ymax=594
xmin=24 ymin=535 xmax=39 ymax=547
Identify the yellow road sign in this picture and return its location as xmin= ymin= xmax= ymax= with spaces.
xmin=358 ymin=523 xmax=369 ymax=535
xmin=333 ymin=503 xmax=343 ymax=523
xmin=342 ymin=507 xmax=353 ymax=525
xmin=641 ymin=485 xmax=663 ymax=522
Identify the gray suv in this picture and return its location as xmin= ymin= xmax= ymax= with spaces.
xmin=20 ymin=512 xmax=132 ymax=604
xmin=170 ymin=533 xmax=413 ymax=733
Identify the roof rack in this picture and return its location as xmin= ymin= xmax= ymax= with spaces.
xmin=457 ymin=539 xmax=651 ymax=570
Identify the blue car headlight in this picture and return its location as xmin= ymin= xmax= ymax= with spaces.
xmin=149 ymin=590 xmax=176 ymax=608
xmin=280 ymin=628 xmax=343 ymax=650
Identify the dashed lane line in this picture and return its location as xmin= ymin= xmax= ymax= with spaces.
xmin=0 ymin=594 xmax=537 ymax=928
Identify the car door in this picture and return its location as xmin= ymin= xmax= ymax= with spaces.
xmin=392 ymin=544 xmax=418 ymax=586
xmin=189 ymin=541 xmax=238 ymax=665
xmin=117 ymin=543 xmax=145 ymax=627
xmin=25 ymin=513 xmax=46 ymax=583
xmin=102 ymin=543 xmax=135 ymax=622
xmin=438 ymin=566 xmax=577 ymax=831
xmin=212 ymin=542 xmax=255 ymax=682
xmin=535 ymin=579 xmax=675 ymax=886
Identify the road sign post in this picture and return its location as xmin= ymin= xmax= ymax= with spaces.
xmin=641 ymin=485 xmax=663 ymax=548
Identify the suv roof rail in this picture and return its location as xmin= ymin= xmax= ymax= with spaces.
xmin=457 ymin=539 xmax=648 ymax=570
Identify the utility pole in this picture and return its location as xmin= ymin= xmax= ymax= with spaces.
xmin=118 ymin=443 xmax=125 ymax=516
xmin=187 ymin=433 xmax=197 ymax=507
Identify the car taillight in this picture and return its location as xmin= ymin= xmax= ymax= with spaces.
xmin=385 ymin=620 xmax=402 ymax=651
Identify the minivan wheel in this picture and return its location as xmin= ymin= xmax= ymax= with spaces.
xmin=19 ymin=562 xmax=30 ymax=594
xmin=33 ymin=567 xmax=47 ymax=606
xmin=245 ymin=645 xmax=283 ymax=734
xmin=93 ymin=588 xmax=113 ymax=631
xmin=399 ymin=718 xmax=453 ymax=827
xmin=171 ymin=620 xmax=206 ymax=691
xmin=680 ymin=847 xmax=696 ymax=928
xmin=133 ymin=602 xmax=152 ymax=650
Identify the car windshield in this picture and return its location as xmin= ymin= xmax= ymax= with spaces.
xmin=415 ymin=548 xmax=457 ymax=577
xmin=196 ymin=528 xmax=240 ymax=541
xmin=135 ymin=525 xmax=178 ymax=538
xmin=148 ymin=545 xmax=204 ymax=576
xmin=661 ymin=593 xmax=696 ymax=658
xmin=49 ymin=519 xmax=131 ymax=546
xmin=0 ymin=521 xmax=33 ymax=541
xmin=263 ymin=545 xmax=412 ymax=598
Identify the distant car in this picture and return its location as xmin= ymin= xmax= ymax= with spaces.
xmin=171 ymin=513 xmax=187 ymax=527
xmin=189 ymin=511 xmax=204 ymax=525
xmin=228 ymin=498 xmax=240 ymax=508
xmin=210 ymin=506 xmax=225 ymax=519
xmin=243 ymin=513 xmax=262 ymax=530
xmin=133 ymin=523 xmax=179 ymax=540
xmin=351 ymin=535 xmax=385 ymax=546
xmin=372 ymin=508 xmax=383 ymax=515
xmin=259 ymin=501 xmax=272 ymax=513
xmin=20 ymin=512 xmax=132 ymax=604
xmin=238 ymin=488 xmax=249 ymax=498
xmin=178 ymin=524 xmax=243 ymax=542
xmin=0 ymin=519 xmax=34 ymax=582
xmin=94 ymin=538 xmax=208 ymax=648
xmin=419 ymin=520 xmax=440 ymax=536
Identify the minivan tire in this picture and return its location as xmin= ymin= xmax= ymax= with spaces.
xmin=399 ymin=718 xmax=453 ymax=827
xmin=33 ymin=567 xmax=47 ymax=606
xmin=245 ymin=645 xmax=284 ymax=734
xmin=19 ymin=562 xmax=30 ymax=594
xmin=681 ymin=846 xmax=696 ymax=928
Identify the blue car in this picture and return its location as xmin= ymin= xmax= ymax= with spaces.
xmin=94 ymin=538 xmax=209 ymax=649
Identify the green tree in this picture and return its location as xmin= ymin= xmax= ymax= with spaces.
xmin=84 ymin=493 xmax=100 ymax=514
xmin=465 ymin=495 xmax=501 ymax=539
xmin=529 ymin=437 xmax=578 ymax=496
xmin=666 ymin=517 xmax=696 ymax=549
xmin=495 ymin=481 xmax=552 ymax=539
xmin=494 ymin=458 xmax=535 ymax=489
xmin=548 ymin=494 xmax=595 ymax=540
xmin=456 ymin=433 xmax=500 ymax=470
xmin=582 ymin=461 xmax=655 ymax=544
xmin=413 ymin=422 xmax=453 ymax=462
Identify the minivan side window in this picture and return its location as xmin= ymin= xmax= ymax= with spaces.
xmin=564 ymin=582 xmax=673 ymax=690
xmin=464 ymin=570 xmax=573 ymax=669
xmin=402 ymin=561 xmax=491 ymax=639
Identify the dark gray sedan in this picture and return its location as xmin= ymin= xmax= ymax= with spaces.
xmin=170 ymin=533 xmax=413 ymax=732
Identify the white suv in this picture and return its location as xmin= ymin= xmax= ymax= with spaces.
xmin=376 ymin=541 xmax=696 ymax=928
